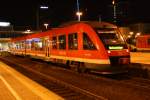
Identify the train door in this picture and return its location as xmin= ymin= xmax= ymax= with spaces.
xmin=44 ymin=37 xmax=50 ymax=57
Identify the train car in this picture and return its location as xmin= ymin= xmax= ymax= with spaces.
xmin=9 ymin=21 xmax=130 ymax=74
xmin=136 ymin=35 xmax=150 ymax=51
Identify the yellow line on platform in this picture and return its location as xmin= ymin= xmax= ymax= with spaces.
xmin=0 ymin=76 xmax=22 ymax=100
xmin=0 ymin=61 xmax=64 ymax=100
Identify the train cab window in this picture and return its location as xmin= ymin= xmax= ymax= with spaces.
xmin=68 ymin=33 xmax=78 ymax=50
xmin=52 ymin=36 xmax=57 ymax=49
xmin=96 ymin=28 xmax=127 ymax=50
xmin=58 ymin=35 xmax=66 ymax=49
xmin=83 ymin=33 xmax=96 ymax=50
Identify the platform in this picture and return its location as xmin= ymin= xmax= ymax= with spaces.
xmin=131 ymin=52 xmax=150 ymax=64
xmin=0 ymin=61 xmax=64 ymax=100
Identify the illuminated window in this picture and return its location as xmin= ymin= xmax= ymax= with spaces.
xmin=83 ymin=33 xmax=96 ymax=50
xmin=31 ymin=40 xmax=35 ymax=50
xmin=16 ymin=41 xmax=25 ymax=49
xmin=68 ymin=33 xmax=78 ymax=50
xmin=58 ymin=35 xmax=66 ymax=49
xmin=52 ymin=36 xmax=57 ymax=49
xmin=25 ymin=40 xmax=32 ymax=49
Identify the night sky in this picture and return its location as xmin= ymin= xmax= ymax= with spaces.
xmin=0 ymin=0 xmax=150 ymax=29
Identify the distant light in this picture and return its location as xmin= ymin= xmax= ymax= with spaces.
xmin=44 ymin=23 xmax=49 ymax=29
xmin=27 ymin=29 xmax=31 ymax=32
xmin=135 ymin=32 xmax=141 ymax=38
xmin=76 ymin=11 xmax=83 ymax=21
xmin=0 ymin=22 xmax=10 ymax=27
xmin=24 ymin=29 xmax=32 ymax=34
xmin=40 ymin=6 xmax=48 ymax=9
xmin=76 ymin=11 xmax=83 ymax=16
xmin=112 ymin=0 xmax=115 ymax=5
xmin=129 ymin=32 xmax=134 ymax=35
xmin=136 ymin=32 xmax=141 ymax=36
xmin=128 ymin=35 xmax=131 ymax=38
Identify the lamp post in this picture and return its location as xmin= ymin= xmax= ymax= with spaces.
xmin=112 ymin=0 xmax=117 ymax=23
xmin=36 ymin=5 xmax=48 ymax=30
xmin=0 ymin=22 xmax=10 ymax=27
xmin=44 ymin=23 xmax=49 ymax=30
xmin=76 ymin=11 xmax=83 ymax=21
xmin=76 ymin=0 xmax=82 ymax=21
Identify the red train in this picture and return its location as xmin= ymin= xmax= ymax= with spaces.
xmin=136 ymin=35 xmax=150 ymax=51
xmin=9 ymin=21 xmax=130 ymax=74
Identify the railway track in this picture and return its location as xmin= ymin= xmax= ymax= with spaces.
xmin=1 ymin=55 xmax=150 ymax=100
xmin=0 ymin=56 xmax=107 ymax=100
xmin=119 ymin=76 xmax=150 ymax=91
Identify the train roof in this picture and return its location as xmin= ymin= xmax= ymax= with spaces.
xmin=11 ymin=21 xmax=118 ymax=42
xmin=59 ymin=21 xmax=117 ymax=29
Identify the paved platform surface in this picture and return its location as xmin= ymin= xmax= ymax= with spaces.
xmin=0 ymin=61 xmax=63 ymax=100
xmin=131 ymin=52 xmax=150 ymax=64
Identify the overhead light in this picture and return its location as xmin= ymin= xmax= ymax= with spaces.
xmin=76 ymin=11 xmax=83 ymax=16
xmin=40 ymin=6 xmax=48 ymax=9
xmin=129 ymin=32 xmax=134 ymax=35
xmin=0 ymin=22 xmax=10 ymax=27
xmin=44 ymin=23 xmax=49 ymax=29
xmin=128 ymin=35 xmax=131 ymax=38
xmin=136 ymin=32 xmax=141 ymax=36
xmin=23 ymin=29 xmax=32 ymax=34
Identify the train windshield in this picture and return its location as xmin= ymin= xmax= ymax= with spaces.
xmin=96 ymin=28 xmax=127 ymax=50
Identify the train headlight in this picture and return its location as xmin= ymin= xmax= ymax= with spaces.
xmin=126 ymin=49 xmax=129 ymax=53
xmin=108 ymin=50 xmax=111 ymax=54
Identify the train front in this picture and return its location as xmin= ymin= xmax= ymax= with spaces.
xmin=95 ymin=27 xmax=130 ymax=73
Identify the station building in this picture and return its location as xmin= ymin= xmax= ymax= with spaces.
xmin=0 ymin=22 xmax=38 ymax=52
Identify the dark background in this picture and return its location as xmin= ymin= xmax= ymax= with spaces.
xmin=0 ymin=0 xmax=150 ymax=29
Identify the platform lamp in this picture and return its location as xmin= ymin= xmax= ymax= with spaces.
xmin=76 ymin=0 xmax=83 ymax=21
xmin=112 ymin=0 xmax=117 ymax=23
xmin=36 ymin=5 xmax=49 ymax=30
xmin=44 ymin=23 xmax=49 ymax=30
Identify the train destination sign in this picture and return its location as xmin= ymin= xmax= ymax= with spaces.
xmin=108 ymin=46 xmax=123 ymax=50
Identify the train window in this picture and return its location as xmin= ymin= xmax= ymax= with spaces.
xmin=30 ymin=38 xmax=43 ymax=51
xmin=21 ymin=41 xmax=24 ymax=49
xmin=96 ymin=28 xmax=127 ymax=49
xmin=68 ymin=33 xmax=78 ymax=50
xmin=17 ymin=41 xmax=25 ymax=49
xmin=31 ymin=40 xmax=35 ymax=50
xmin=83 ymin=33 xmax=96 ymax=50
xmin=58 ymin=35 xmax=66 ymax=49
xmin=15 ymin=42 xmax=19 ymax=49
xmin=26 ymin=40 xmax=32 ymax=49
xmin=52 ymin=36 xmax=57 ymax=49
